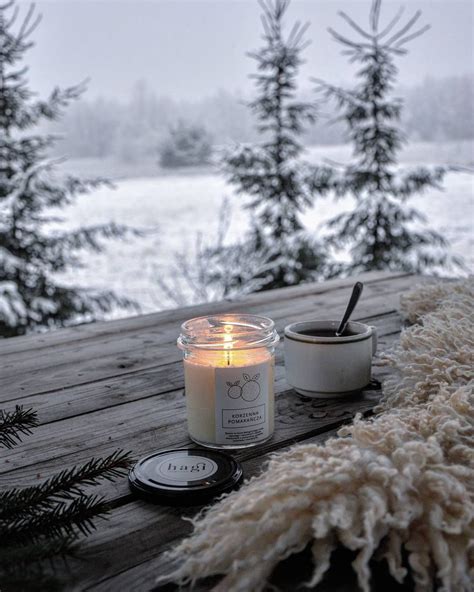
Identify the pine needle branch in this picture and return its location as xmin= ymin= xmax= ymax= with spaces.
xmin=0 ymin=405 xmax=38 ymax=449
xmin=4 ymin=494 xmax=110 ymax=545
xmin=377 ymin=6 xmax=404 ymax=40
xmin=370 ymin=0 xmax=382 ymax=31
xmin=0 ymin=534 xmax=77 ymax=568
xmin=0 ymin=449 xmax=132 ymax=521
xmin=0 ymin=444 xmax=131 ymax=590
xmin=384 ymin=9 xmax=422 ymax=47
xmin=338 ymin=10 xmax=373 ymax=41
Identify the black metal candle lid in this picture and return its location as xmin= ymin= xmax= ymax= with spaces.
xmin=129 ymin=447 xmax=243 ymax=505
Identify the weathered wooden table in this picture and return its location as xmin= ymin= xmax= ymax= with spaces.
xmin=1 ymin=271 xmax=419 ymax=591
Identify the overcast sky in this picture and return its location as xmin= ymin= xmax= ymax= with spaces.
xmin=18 ymin=0 xmax=474 ymax=101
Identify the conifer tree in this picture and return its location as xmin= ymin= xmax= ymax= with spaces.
xmin=314 ymin=0 xmax=463 ymax=274
xmin=223 ymin=0 xmax=332 ymax=290
xmin=0 ymin=1 xmax=137 ymax=337
xmin=0 ymin=404 xmax=131 ymax=591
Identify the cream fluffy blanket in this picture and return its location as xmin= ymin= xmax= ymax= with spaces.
xmin=157 ymin=279 xmax=474 ymax=592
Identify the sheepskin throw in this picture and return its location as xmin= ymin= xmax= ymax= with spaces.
xmin=157 ymin=279 xmax=474 ymax=592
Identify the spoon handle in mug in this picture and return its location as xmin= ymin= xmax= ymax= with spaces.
xmin=336 ymin=282 xmax=364 ymax=336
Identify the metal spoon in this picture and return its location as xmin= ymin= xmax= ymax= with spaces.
xmin=335 ymin=282 xmax=364 ymax=337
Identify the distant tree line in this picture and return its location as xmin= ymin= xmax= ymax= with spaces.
xmin=403 ymin=75 xmax=474 ymax=142
xmin=47 ymin=74 xmax=474 ymax=163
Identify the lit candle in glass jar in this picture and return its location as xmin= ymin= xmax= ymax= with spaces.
xmin=178 ymin=314 xmax=279 ymax=449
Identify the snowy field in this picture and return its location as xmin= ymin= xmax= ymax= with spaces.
xmin=54 ymin=140 xmax=474 ymax=319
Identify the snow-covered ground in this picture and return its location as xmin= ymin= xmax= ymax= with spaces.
xmin=54 ymin=140 xmax=474 ymax=319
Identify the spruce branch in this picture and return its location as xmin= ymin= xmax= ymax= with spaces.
xmin=0 ymin=533 xmax=76 ymax=592
xmin=4 ymin=494 xmax=110 ymax=545
xmin=377 ymin=6 xmax=404 ymax=40
xmin=0 ymin=405 xmax=38 ymax=449
xmin=0 ymin=1 xmax=15 ymax=12
xmin=0 ymin=449 xmax=132 ymax=521
xmin=384 ymin=10 xmax=422 ymax=47
xmin=394 ymin=25 xmax=431 ymax=49
xmin=0 ymin=534 xmax=77 ymax=568
xmin=338 ymin=11 xmax=374 ymax=41
xmin=370 ymin=0 xmax=382 ymax=32
xmin=0 ymin=412 xmax=131 ymax=591
xmin=50 ymin=223 xmax=143 ymax=254
xmin=15 ymin=3 xmax=41 ymax=43
xmin=0 ymin=400 xmax=131 ymax=589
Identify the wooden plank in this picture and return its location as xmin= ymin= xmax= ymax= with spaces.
xmin=0 ymin=371 xmax=385 ymax=496
xmin=64 ymin=427 xmax=343 ymax=592
xmin=1 ymin=387 xmax=381 ymax=592
xmin=0 ymin=274 xmax=409 ymax=376
xmin=0 ymin=271 xmax=414 ymax=592
xmin=74 ymin=395 xmax=405 ymax=592
xmin=72 ymin=418 xmax=405 ymax=592
xmin=0 ymin=322 xmax=398 ymax=482
xmin=0 ymin=273 xmax=411 ymax=385
xmin=1 ymin=314 xmax=401 ymax=425
xmin=0 ymin=326 xmax=398 ymax=507
xmin=0 ymin=276 xmax=413 ymax=401
xmin=0 ymin=271 xmax=410 ymax=356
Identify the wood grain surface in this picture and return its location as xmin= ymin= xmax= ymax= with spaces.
xmin=0 ymin=271 xmax=419 ymax=591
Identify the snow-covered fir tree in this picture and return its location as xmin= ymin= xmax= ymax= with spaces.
xmin=0 ymin=1 xmax=137 ymax=337
xmin=223 ymin=0 xmax=332 ymax=290
xmin=314 ymin=0 xmax=463 ymax=274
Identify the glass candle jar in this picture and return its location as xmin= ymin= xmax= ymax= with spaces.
xmin=178 ymin=314 xmax=279 ymax=449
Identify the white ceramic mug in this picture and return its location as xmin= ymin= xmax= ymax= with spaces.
xmin=284 ymin=320 xmax=377 ymax=398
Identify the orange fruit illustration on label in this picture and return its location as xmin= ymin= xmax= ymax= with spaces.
xmin=241 ymin=373 xmax=261 ymax=402
xmin=226 ymin=380 xmax=242 ymax=399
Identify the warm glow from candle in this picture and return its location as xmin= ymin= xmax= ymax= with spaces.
xmin=224 ymin=323 xmax=233 ymax=366
xmin=179 ymin=314 xmax=278 ymax=447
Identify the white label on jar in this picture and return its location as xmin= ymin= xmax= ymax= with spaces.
xmin=215 ymin=361 xmax=270 ymax=445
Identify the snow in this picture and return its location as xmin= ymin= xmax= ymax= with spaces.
xmin=52 ymin=141 xmax=474 ymax=319
xmin=0 ymin=282 xmax=27 ymax=328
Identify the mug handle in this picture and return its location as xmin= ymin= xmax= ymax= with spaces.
xmin=369 ymin=326 xmax=378 ymax=356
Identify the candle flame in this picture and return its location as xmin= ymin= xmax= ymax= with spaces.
xmin=223 ymin=324 xmax=233 ymax=345
xmin=223 ymin=324 xmax=233 ymax=365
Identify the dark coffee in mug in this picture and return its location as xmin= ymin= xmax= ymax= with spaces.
xmin=297 ymin=328 xmax=358 ymax=338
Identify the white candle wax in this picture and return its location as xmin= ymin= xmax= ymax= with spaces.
xmin=184 ymin=347 xmax=274 ymax=447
